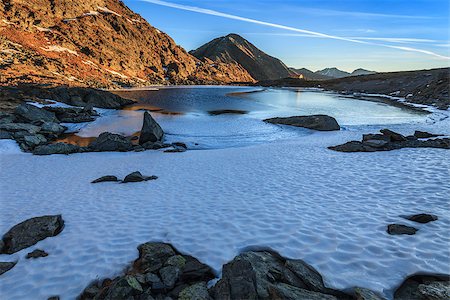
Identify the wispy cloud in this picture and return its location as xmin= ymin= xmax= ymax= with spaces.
xmin=138 ymin=0 xmax=450 ymax=60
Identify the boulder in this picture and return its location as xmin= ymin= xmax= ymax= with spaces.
xmin=405 ymin=214 xmax=438 ymax=224
xmin=0 ymin=261 xmax=16 ymax=276
xmin=33 ymin=143 xmax=82 ymax=155
xmin=22 ymin=134 xmax=47 ymax=148
xmin=89 ymin=132 xmax=133 ymax=152
xmin=40 ymin=122 xmax=67 ymax=135
xmin=362 ymin=140 xmax=389 ymax=148
xmin=142 ymin=141 xmax=172 ymax=150
xmin=0 ymin=112 xmax=16 ymax=124
xmin=414 ymin=131 xmax=440 ymax=139
xmin=1 ymin=215 xmax=64 ymax=254
xmin=362 ymin=134 xmax=389 ymax=142
xmin=380 ymin=129 xmax=406 ymax=142
xmin=269 ymin=283 xmax=338 ymax=300
xmin=14 ymin=103 xmax=59 ymax=123
xmin=354 ymin=287 xmax=386 ymax=300
xmin=0 ymin=123 xmax=41 ymax=134
xmin=328 ymin=141 xmax=375 ymax=152
xmin=178 ymin=282 xmax=211 ymax=300
xmin=26 ymin=249 xmax=49 ymax=259
xmin=264 ymin=115 xmax=340 ymax=131
xmin=135 ymin=242 xmax=177 ymax=273
xmin=418 ymin=281 xmax=449 ymax=300
xmin=91 ymin=175 xmax=120 ymax=184
xmin=44 ymin=106 xmax=97 ymax=123
xmin=122 ymin=171 xmax=158 ymax=183
xmin=387 ymin=224 xmax=418 ymax=235
xmin=394 ymin=274 xmax=450 ymax=300
xmin=139 ymin=111 xmax=164 ymax=144
xmin=159 ymin=265 xmax=181 ymax=289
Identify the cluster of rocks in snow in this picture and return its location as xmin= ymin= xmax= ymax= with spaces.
xmin=0 ymin=215 xmax=64 ymax=277
xmin=329 ymin=129 xmax=449 ymax=152
xmin=387 ymin=213 xmax=439 ymax=236
xmin=78 ymin=242 xmax=450 ymax=300
xmin=92 ymin=171 xmax=158 ymax=184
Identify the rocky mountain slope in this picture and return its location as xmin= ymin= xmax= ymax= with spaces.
xmin=0 ymin=0 xmax=253 ymax=87
xmin=190 ymin=33 xmax=293 ymax=81
xmin=315 ymin=67 xmax=351 ymax=78
xmin=351 ymin=68 xmax=377 ymax=76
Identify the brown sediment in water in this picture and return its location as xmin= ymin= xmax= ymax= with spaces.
xmin=122 ymin=104 xmax=163 ymax=112
xmin=208 ymin=109 xmax=248 ymax=116
xmin=54 ymin=132 xmax=141 ymax=147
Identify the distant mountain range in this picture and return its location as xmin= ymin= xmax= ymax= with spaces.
xmin=291 ymin=67 xmax=377 ymax=80
xmin=190 ymin=34 xmax=293 ymax=81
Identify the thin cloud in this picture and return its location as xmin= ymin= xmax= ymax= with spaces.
xmin=138 ymin=0 xmax=450 ymax=60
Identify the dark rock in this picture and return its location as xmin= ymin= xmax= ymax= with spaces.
xmin=142 ymin=141 xmax=171 ymax=150
xmin=406 ymin=135 xmax=418 ymax=141
xmin=26 ymin=249 xmax=49 ymax=259
xmin=122 ymin=171 xmax=158 ymax=183
xmin=33 ymin=143 xmax=82 ymax=155
xmin=354 ymin=287 xmax=386 ymax=300
xmin=380 ymin=129 xmax=406 ymax=142
xmin=44 ymin=106 xmax=97 ymax=123
xmin=164 ymin=146 xmax=187 ymax=153
xmin=0 ymin=130 xmax=13 ymax=139
xmin=0 ymin=112 xmax=16 ymax=124
xmin=1 ymin=215 xmax=64 ymax=254
xmin=134 ymin=145 xmax=145 ymax=152
xmin=178 ymin=282 xmax=211 ymax=300
xmin=0 ymin=123 xmax=41 ymax=134
xmin=362 ymin=139 xmax=389 ymax=148
xmin=0 ymin=261 xmax=16 ymax=276
xmin=159 ymin=266 xmax=181 ymax=289
xmin=387 ymin=224 xmax=418 ymax=235
xmin=394 ymin=274 xmax=450 ymax=300
xmin=172 ymin=142 xmax=187 ymax=149
xmin=284 ymin=259 xmax=327 ymax=293
xmin=47 ymin=297 xmax=60 ymax=300
xmin=103 ymin=275 xmax=143 ymax=300
xmin=91 ymin=175 xmax=120 ymax=183
xmin=22 ymin=134 xmax=47 ymax=148
xmin=179 ymin=255 xmax=215 ymax=283
xmin=139 ymin=111 xmax=164 ymax=144
xmin=135 ymin=242 xmax=176 ymax=273
xmin=14 ymin=103 xmax=59 ymax=123
xmin=362 ymin=134 xmax=389 ymax=142
xmin=89 ymin=132 xmax=134 ymax=152
xmin=40 ymin=122 xmax=67 ymax=135
xmin=208 ymin=109 xmax=247 ymax=116
xmin=329 ymin=141 xmax=375 ymax=152
xmin=264 ymin=115 xmax=340 ymax=131
xmin=414 ymin=131 xmax=440 ymax=139
xmin=269 ymin=283 xmax=338 ymax=300
xmin=405 ymin=214 xmax=438 ymax=224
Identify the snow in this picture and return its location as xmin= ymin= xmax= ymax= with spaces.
xmin=33 ymin=25 xmax=52 ymax=32
xmin=41 ymin=45 xmax=78 ymax=56
xmin=82 ymin=11 xmax=100 ymax=17
xmin=97 ymin=6 xmax=122 ymax=17
xmin=0 ymin=89 xmax=449 ymax=299
xmin=82 ymin=60 xmax=99 ymax=69
xmin=105 ymin=69 xmax=129 ymax=79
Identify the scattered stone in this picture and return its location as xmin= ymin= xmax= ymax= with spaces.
xmin=91 ymin=176 xmax=120 ymax=184
xmin=264 ymin=115 xmax=340 ymax=131
xmin=26 ymin=249 xmax=49 ymax=259
xmin=405 ymin=214 xmax=438 ymax=224
xmin=387 ymin=224 xmax=418 ymax=235
xmin=380 ymin=129 xmax=406 ymax=142
xmin=394 ymin=274 xmax=450 ymax=300
xmin=139 ymin=111 xmax=164 ymax=145
xmin=33 ymin=143 xmax=82 ymax=155
xmin=89 ymin=132 xmax=133 ymax=152
xmin=14 ymin=103 xmax=59 ymax=123
xmin=122 ymin=171 xmax=158 ymax=183
xmin=414 ymin=131 xmax=440 ymax=139
xmin=0 ymin=261 xmax=16 ymax=276
xmin=1 ymin=215 xmax=64 ymax=254
xmin=354 ymin=287 xmax=386 ymax=300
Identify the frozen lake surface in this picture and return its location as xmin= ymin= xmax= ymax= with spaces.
xmin=0 ymin=87 xmax=448 ymax=299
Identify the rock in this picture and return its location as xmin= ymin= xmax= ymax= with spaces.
xmin=122 ymin=171 xmax=158 ymax=183
xmin=44 ymin=106 xmax=97 ymax=123
xmin=40 ymin=122 xmax=67 ymax=135
xmin=414 ymin=131 xmax=440 ymax=139
xmin=165 ymin=255 xmax=187 ymax=269
xmin=179 ymin=255 xmax=215 ymax=283
xmin=269 ymin=283 xmax=338 ymax=300
xmin=159 ymin=266 xmax=181 ymax=289
xmin=362 ymin=134 xmax=390 ymax=142
xmin=1 ymin=215 xmax=64 ymax=254
xmin=103 ymin=276 xmax=143 ymax=300
xmin=405 ymin=214 xmax=438 ymax=224
xmin=208 ymin=109 xmax=247 ymax=116
xmin=418 ymin=281 xmax=450 ymax=300
xmin=387 ymin=224 xmax=418 ymax=235
xmin=89 ymin=132 xmax=134 ymax=152
xmin=91 ymin=175 xmax=120 ymax=183
xmin=26 ymin=249 xmax=49 ymax=259
xmin=284 ymin=259 xmax=327 ymax=293
xmin=0 ymin=261 xmax=16 ymax=276
xmin=135 ymin=242 xmax=176 ymax=273
xmin=139 ymin=111 xmax=164 ymax=144
xmin=33 ymin=143 xmax=82 ymax=155
xmin=134 ymin=145 xmax=145 ymax=152
xmin=172 ymin=142 xmax=187 ymax=149
xmin=354 ymin=287 xmax=386 ymax=300
xmin=14 ymin=103 xmax=59 ymax=123
xmin=0 ymin=112 xmax=16 ymax=124
xmin=164 ymin=146 xmax=187 ymax=153
xmin=380 ymin=129 xmax=406 ymax=142
xmin=0 ymin=130 xmax=13 ymax=139
xmin=362 ymin=139 xmax=389 ymax=148
xmin=328 ymin=141 xmax=375 ymax=152
xmin=142 ymin=141 xmax=172 ymax=150
xmin=47 ymin=297 xmax=60 ymax=300
xmin=22 ymin=134 xmax=47 ymax=148
xmin=178 ymin=282 xmax=211 ymax=300
xmin=394 ymin=274 xmax=450 ymax=300
xmin=264 ymin=115 xmax=340 ymax=131
xmin=0 ymin=123 xmax=41 ymax=134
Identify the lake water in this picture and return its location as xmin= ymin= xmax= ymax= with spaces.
xmin=62 ymin=86 xmax=427 ymax=149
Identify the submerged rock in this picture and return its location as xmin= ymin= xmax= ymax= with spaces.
xmin=139 ymin=111 xmax=164 ymax=145
xmin=405 ymin=214 xmax=438 ymax=224
xmin=26 ymin=249 xmax=49 ymax=259
xmin=89 ymin=132 xmax=133 ymax=152
xmin=14 ymin=103 xmax=59 ymax=123
xmin=91 ymin=175 xmax=120 ymax=184
xmin=264 ymin=115 xmax=340 ymax=131
xmin=0 ymin=261 xmax=16 ymax=276
xmin=122 ymin=171 xmax=158 ymax=183
xmin=33 ymin=143 xmax=82 ymax=155
xmin=387 ymin=224 xmax=418 ymax=235
xmin=1 ymin=215 xmax=64 ymax=254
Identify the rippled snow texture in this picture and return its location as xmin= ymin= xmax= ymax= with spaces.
xmin=0 ymin=101 xmax=449 ymax=300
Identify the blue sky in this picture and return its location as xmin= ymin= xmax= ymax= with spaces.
xmin=123 ymin=0 xmax=450 ymax=72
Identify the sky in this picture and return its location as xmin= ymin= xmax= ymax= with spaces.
xmin=123 ymin=0 xmax=450 ymax=72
